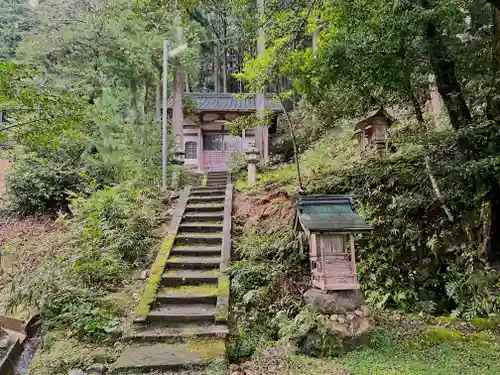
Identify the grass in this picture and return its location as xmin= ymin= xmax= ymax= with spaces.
xmin=337 ymin=335 xmax=500 ymax=375
xmin=234 ymin=125 xmax=358 ymax=193
xmin=236 ymin=314 xmax=500 ymax=375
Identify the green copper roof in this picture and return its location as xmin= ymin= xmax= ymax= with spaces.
xmin=297 ymin=195 xmax=372 ymax=233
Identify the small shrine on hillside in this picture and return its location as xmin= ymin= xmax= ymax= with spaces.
xmin=353 ymin=107 xmax=395 ymax=153
xmin=297 ymin=195 xmax=372 ymax=291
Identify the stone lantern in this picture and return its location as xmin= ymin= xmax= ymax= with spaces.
xmin=170 ymin=143 xmax=185 ymax=189
xmin=245 ymin=141 xmax=260 ymax=186
xmin=297 ymin=195 xmax=372 ymax=291
xmin=170 ymin=143 xmax=185 ymax=166
xmin=354 ymin=107 xmax=395 ymax=153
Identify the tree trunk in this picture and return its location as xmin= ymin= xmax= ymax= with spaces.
xmin=223 ymin=45 xmax=228 ymax=93
xmin=424 ymin=21 xmax=472 ymax=129
xmin=185 ymin=71 xmax=190 ymax=92
xmin=487 ymin=4 xmax=500 ymax=120
xmin=223 ymin=23 xmax=228 ymax=93
xmin=484 ymin=1 xmax=500 ymax=265
xmin=214 ymin=42 xmax=221 ymax=92
xmin=172 ymin=65 xmax=185 ymax=147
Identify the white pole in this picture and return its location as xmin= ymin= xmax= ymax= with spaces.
xmin=162 ymin=40 xmax=169 ymax=191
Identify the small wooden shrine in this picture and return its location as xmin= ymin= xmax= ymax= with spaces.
xmin=297 ymin=195 xmax=372 ymax=291
xmin=354 ymin=107 xmax=395 ymax=152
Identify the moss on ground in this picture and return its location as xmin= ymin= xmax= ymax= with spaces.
xmin=29 ymin=331 xmax=120 ymax=375
xmin=134 ymin=235 xmax=175 ymax=321
xmin=472 ymin=317 xmax=500 ymax=331
xmin=423 ymin=326 xmax=465 ymax=342
xmin=186 ymin=338 xmax=226 ymax=362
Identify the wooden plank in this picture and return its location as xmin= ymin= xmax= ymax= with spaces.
xmin=350 ymin=234 xmax=357 ymax=283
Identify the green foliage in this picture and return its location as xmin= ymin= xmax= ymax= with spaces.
xmin=5 ymin=152 xmax=85 ymax=215
xmin=275 ymin=307 xmax=342 ymax=357
xmin=423 ymin=326 xmax=465 ymax=343
xmin=230 ymin=225 xmax=308 ymax=358
xmin=228 ymin=149 xmax=247 ymax=175
xmin=42 ymin=288 xmax=120 ymax=341
xmin=68 ymin=183 xmax=157 ymax=266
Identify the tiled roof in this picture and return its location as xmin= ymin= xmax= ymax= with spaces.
xmin=168 ymin=92 xmax=283 ymax=112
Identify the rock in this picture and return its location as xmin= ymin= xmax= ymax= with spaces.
xmin=304 ymin=289 xmax=365 ymax=315
xmin=337 ymin=315 xmax=346 ymax=324
xmin=330 ymin=321 xmax=348 ymax=335
xmin=300 ymin=332 xmax=323 ymax=357
xmin=346 ymin=313 xmax=355 ymax=321
xmin=0 ymin=337 xmax=11 ymax=349
xmin=354 ymin=309 xmax=363 ymax=317
xmin=330 ymin=314 xmax=339 ymax=321
xmin=138 ymin=269 xmax=149 ymax=280
xmin=361 ymin=305 xmax=370 ymax=317
xmin=355 ymin=318 xmax=372 ymax=337
xmin=87 ymin=364 xmax=107 ymax=374
xmin=68 ymin=370 xmax=87 ymax=375
xmin=90 ymin=347 xmax=108 ymax=363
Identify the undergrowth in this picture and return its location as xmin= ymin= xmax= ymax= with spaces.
xmin=245 ymin=115 xmax=500 ymax=318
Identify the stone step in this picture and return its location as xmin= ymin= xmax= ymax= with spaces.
xmin=124 ymin=324 xmax=229 ymax=343
xmin=185 ymin=204 xmax=225 ymax=213
xmin=174 ymin=233 xmax=222 ymax=246
xmin=148 ymin=303 xmax=216 ymax=323
xmin=205 ymin=184 xmax=227 ymax=188
xmin=206 ymin=179 xmax=227 ymax=184
xmin=166 ymin=256 xmax=221 ymax=270
xmin=157 ymin=284 xmax=218 ymax=304
xmin=190 ymin=189 xmax=226 ymax=197
xmin=182 ymin=212 xmax=224 ymax=222
xmin=112 ymin=340 xmax=225 ymax=372
xmin=161 ymin=269 xmax=219 ymax=286
xmin=179 ymin=222 xmax=223 ymax=233
xmin=188 ymin=195 xmax=225 ymax=204
xmin=171 ymin=246 xmax=221 ymax=256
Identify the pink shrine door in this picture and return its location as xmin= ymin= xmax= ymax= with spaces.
xmin=201 ymin=133 xmax=243 ymax=171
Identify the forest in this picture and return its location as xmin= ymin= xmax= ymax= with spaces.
xmin=1 ymin=0 xmax=500 ymax=374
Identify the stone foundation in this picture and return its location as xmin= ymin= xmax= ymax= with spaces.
xmin=303 ymin=288 xmax=373 ymax=354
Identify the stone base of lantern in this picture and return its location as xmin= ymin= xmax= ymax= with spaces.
xmin=302 ymin=288 xmax=373 ymax=356
xmin=304 ymin=288 xmax=365 ymax=314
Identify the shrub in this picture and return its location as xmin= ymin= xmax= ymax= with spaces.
xmin=68 ymin=183 xmax=158 ymax=265
xmin=42 ymin=288 xmax=120 ymax=341
xmin=228 ymin=149 xmax=247 ymax=174
xmin=73 ymin=248 xmax=128 ymax=287
xmin=6 ymin=152 xmax=84 ymax=215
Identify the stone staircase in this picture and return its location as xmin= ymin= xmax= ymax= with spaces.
xmin=113 ymin=172 xmax=232 ymax=373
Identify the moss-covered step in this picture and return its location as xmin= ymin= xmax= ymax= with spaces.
xmin=188 ymin=195 xmax=226 ymax=204
xmin=166 ymin=256 xmax=222 ymax=270
xmin=157 ymin=284 xmax=218 ymax=304
xmin=124 ymin=323 xmax=229 ymax=343
xmin=161 ymin=269 xmax=219 ymax=286
xmin=182 ymin=212 xmax=224 ymax=222
xmin=148 ymin=303 xmax=216 ymax=323
xmin=112 ymin=340 xmax=225 ymax=372
xmin=174 ymin=233 xmax=223 ymax=246
xmin=185 ymin=204 xmax=225 ymax=213
xmin=170 ymin=245 xmax=221 ymax=256
xmin=179 ymin=222 xmax=224 ymax=233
